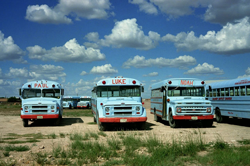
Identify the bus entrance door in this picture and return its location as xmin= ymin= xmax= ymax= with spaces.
xmin=162 ymin=89 xmax=166 ymax=119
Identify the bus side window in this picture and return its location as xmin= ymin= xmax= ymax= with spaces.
xmin=247 ymin=85 xmax=250 ymax=96
xmin=212 ymin=89 xmax=216 ymax=97
xmin=225 ymin=88 xmax=229 ymax=96
xmin=221 ymin=88 xmax=225 ymax=97
xmin=216 ymin=89 xmax=220 ymax=97
xmin=235 ymin=87 xmax=240 ymax=96
xmin=240 ymin=86 xmax=246 ymax=96
xmin=230 ymin=87 xmax=234 ymax=96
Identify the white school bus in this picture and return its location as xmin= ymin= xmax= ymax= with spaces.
xmin=151 ymin=78 xmax=213 ymax=128
xmin=19 ymin=80 xmax=64 ymax=127
xmin=91 ymin=77 xmax=147 ymax=131
xmin=77 ymin=96 xmax=91 ymax=108
xmin=206 ymin=77 xmax=250 ymax=122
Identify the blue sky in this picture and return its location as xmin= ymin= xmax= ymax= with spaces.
xmin=0 ymin=0 xmax=250 ymax=98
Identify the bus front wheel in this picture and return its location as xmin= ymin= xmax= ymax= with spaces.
xmin=97 ymin=114 xmax=107 ymax=131
xmin=215 ymin=108 xmax=228 ymax=123
xmin=168 ymin=111 xmax=179 ymax=128
xmin=23 ymin=119 xmax=28 ymax=127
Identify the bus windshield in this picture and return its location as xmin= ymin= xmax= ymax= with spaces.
xmin=168 ymin=87 xmax=205 ymax=97
xmin=80 ymin=98 xmax=91 ymax=101
xmin=97 ymin=86 xmax=141 ymax=97
xmin=23 ymin=89 xmax=61 ymax=99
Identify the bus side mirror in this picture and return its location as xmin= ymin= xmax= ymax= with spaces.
xmin=208 ymin=86 xmax=212 ymax=92
xmin=19 ymin=89 xmax=21 ymax=96
xmin=142 ymin=86 xmax=144 ymax=92
xmin=160 ymin=86 xmax=165 ymax=92
xmin=61 ymin=89 xmax=64 ymax=95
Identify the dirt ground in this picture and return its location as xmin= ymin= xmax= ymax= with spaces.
xmin=1 ymin=99 xmax=250 ymax=164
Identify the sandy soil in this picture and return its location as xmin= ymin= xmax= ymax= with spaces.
xmin=1 ymin=100 xmax=250 ymax=164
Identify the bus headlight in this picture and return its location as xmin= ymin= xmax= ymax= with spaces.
xmin=24 ymin=106 xmax=28 ymax=110
xmin=136 ymin=106 xmax=140 ymax=111
xmin=176 ymin=107 xmax=182 ymax=113
xmin=51 ymin=106 xmax=55 ymax=109
xmin=105 ymin=107 xmax=110 ymax=112
xmin=206 ymin=107 xmax=211 ymax=113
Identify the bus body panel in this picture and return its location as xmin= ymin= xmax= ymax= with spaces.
xmin=19 ymin=80 xmax=63 ymax=124
xmin=151 ymin=78 xmax=213 ymax=125
xmin=206 ymin=77 xmax=250 ymax=119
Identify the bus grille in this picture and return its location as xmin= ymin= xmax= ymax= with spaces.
xmin=32 ymin=110 xmax=48 ymax=112
xmin=114 ymin=107 xmax=132 ymax=110
xmin=114 ymin=112 xmax=132 ymax=115
xmin=32 ymin=106 xmax=47 ymax=108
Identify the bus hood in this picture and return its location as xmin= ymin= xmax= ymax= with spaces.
xmin=169 ymin=98 xmax=211 ymax=105
xmin=22 ymin=99 xmax=58 ymax=105
xmin=102 ymin=98 xmax=142 ymax=106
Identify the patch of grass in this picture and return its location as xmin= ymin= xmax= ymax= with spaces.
xmin=70 ymin=132 xmax=84 ymax=141
xmin=98 ymin=131 xmax=107 ymax=137
xmin=8 ymin=139 xmax=40 ymax=144
xmin=89 ymin=132 xmax=99 ymax=140
xmin=59 ymin=133 xmax=65 ymax=138
xmin=63 ymin=109 xmax=92 ymax=117
xmin=237 ymin=139 xmax=250 ymax=145
xmin=4 ymin=145 xmax=30 ymax=152
xmin=48 ymin=133 xmax=57 ymax=139
xmin=3 ymin=151 xmax=10 ymax=157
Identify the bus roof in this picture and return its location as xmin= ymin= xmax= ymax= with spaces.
xmin=63 ymin=96 xmax=80 ymax=99
xmin=80 ymin=96 xmax=91 ymax=98
xmin=151 ymin=78 xmax=206 ymax=90
xmin=95 ymin=77 xmax=142 ymax=86
xmin=21 ymin=80 xmax=62 ymax=89
xmin=207 ymin=77 xmax=250 ymax=89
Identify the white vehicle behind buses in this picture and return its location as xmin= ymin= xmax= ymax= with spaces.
xmin=206 ymin=77 xmax=250 ymax=123
xmin=91 ymin=77 xmax=147 ymax=131
xmin=77 ymin=96 xmax=91 ymax=109
xmin=151 ymin=78 xmax=214 ymax=128
xmin=19 ymin=80 xmax=64 ymax=127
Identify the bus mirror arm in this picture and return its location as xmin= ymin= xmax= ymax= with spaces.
xmin=61 ymin=89 xmax=64 ymax=95
xmin=19 ymin=89 xmax=21 ymax=96
xmin=160 ymin=86 xmax=166 ymax=92
xmin=208 ymin=86 xmax=212 ymax=92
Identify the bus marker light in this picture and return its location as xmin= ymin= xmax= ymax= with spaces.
xmin=167 ymin=99 xmax=170 ymax=102
xmin=201 ymin=81 xmax=205 ymax=85
xmin=28 ymin=84 xmax=31 ymax=88
xmin=52 ymin=84 xmax=55 ymax=88
xmin=106 ymin=113 xmax=109 ymax=115
xmin=132 ymin=80 xmax=136 ymax=84
xmin=100 ymin=103 xmax=103 ymax=106
xmin=102 ymin=81 xmax=106 ymax=84
xmin=136 ymin=112 xmax=140 ymax=114
xmin=168 ymin=81 xmax=172 ymax=84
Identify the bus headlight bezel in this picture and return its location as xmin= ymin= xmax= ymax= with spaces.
xmin=105 ymin=107 xmax=110 ymax=112
xmin=24 ymin=106 xmax=28 ymax=110
xmin=136 ymin=106 xmax=140 ymax=111
xmin=206 ymin=107 xmax=211 ymax=113
xmin=51 ymin=106 xmax=55 ymax=109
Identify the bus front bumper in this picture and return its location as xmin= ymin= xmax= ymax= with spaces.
xmin=21 ymin=114 xmax=59 ymax=119
xmin=173 ymin=115 xmax=214 ymax=120
xmin=99 ymin=117 xmax=147 ymax=123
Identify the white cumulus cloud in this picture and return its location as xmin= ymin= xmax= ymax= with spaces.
xmin=25 ymin=0 xmax=112 ymax=24
xmin=87 ymin=18 xmax=161 ymax=50
xmin=27 ymin=38 xmax=105 ymax=63
xmin=0 ymin=31 xmax=26 ymax=63
xmin=90 ymin=64 xmax=118 ymax=75
xmin=184 ymin=63 xmax=224 ymax=75
xmin=143 ymin=72 xmax=158 ymax=77
xmin=129 ymin=0 xmax=158 ymax=15
xmin=122 ymin=55 xmax=196 ymax=69
xmin=162 ymin=17 xmax=250 ymax=55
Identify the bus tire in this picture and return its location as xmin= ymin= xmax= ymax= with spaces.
xmin=202 ymin=120 xmax=213 ymax=127
xmin=215 ymin=108 xmax=224 ymax=123
xmin=168 ymin=110 xmax=179 ymax=128
xmin=69 ymin=105 xmax=72 ymax=109
xmin=97 ymin=114 xmax=106 ymax=131
xmin=54 ymin=114 xmax=62 ymax=126
xmin=94 ymin=116 xmax=96 ymax=123
xmin=154 ymin=110 xmax=161 ymax=122
xmin=23 ymin=119 xmax=28 ymax=127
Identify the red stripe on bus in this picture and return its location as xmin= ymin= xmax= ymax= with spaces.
xmin=156 ymin=109 xmax=162 ymax=113
xmin=99 ymin=117 xmax=147 ymax=123
xmin=20 ymin=114 xmax=59 ymax=119
xmin=173 ymin=115 xmax=214 ymax=120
